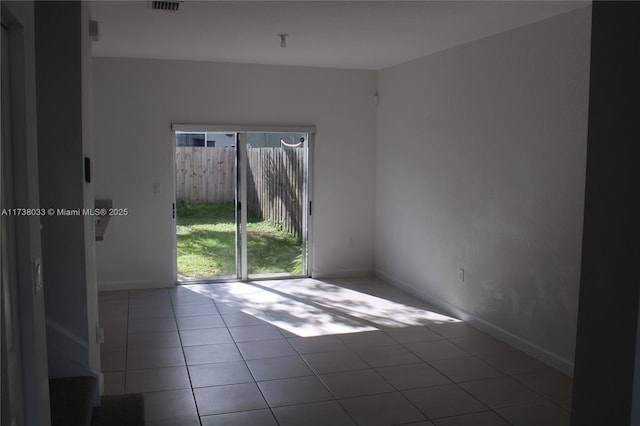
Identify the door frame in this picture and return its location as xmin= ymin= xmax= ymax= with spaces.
xmin=2 ymin=20 xmax=26 ymax=426
xmin=2 ymin=3 xmax=51 ymax=424
xmin=171 ymin=124 xmax=315 ymax=283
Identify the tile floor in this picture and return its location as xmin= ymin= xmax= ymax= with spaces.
xmin=98 ymin=277 xmax=573 ymax=426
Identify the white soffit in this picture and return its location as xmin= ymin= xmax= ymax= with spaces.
xmin=91 ymin=1 xmax=589 ymax=70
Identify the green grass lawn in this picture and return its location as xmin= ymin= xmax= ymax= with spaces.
xmin=176 ymin=202 xmax=303 ymax=278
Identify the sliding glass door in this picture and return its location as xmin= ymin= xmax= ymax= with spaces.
xmin=174 ymin=126 xmax=312 ymax=282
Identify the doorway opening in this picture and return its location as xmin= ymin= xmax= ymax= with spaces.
xmin=173 ymin=125 xmax=313 ymax=282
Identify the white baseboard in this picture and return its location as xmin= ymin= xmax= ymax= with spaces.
xmin=312 ymin=268 xmax=374 ymax=279
xmin=98 ymin=280 xmax=174 ymax=291
xmin=375 ymin=269 xmax=575 ymax=376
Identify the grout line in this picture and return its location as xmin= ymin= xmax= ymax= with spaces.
xmin=492 ymin=408 xmax=517 ymax=425
xmin=399 ymin=339 xmax=509 ymax=420
xmin=168 ymin=289 xmax=204 ymax=426
xmin=216 ymin=301 xmax=283 ymax=425
xmin=266 ymin=332 xmax=366 ymax=425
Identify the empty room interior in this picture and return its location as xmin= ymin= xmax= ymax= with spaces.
xmin=1 ymin=1 xmax=639 ymax=426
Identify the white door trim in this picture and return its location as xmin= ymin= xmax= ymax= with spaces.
xmin=172 ymin=125 xmax=314 ymax=283
xmin=172 ymin=124 xmax=316 ymax=135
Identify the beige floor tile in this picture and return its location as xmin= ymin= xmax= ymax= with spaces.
xmin=405 ymin=340 xmax=471 ymax=362
xmin=433 ymin=411 xmax=511 ymax=426
xmin=450 ymin=335 xmax=515 ymax=355
xmin=273 ymin=400 xmax=356 ymax=426
xmin=125 ymin=366 xmax=190 ymax=393
xmin=179 ymin=327 xmax=234 ymax=346
xmin=288 ymin=335 xmax=350 ymax=354
xmin=201 ymin=409 xmax=278 ymax=426
xmin=188 ymin=361 xmax=254 ymax=387
xmin=237 ymin=338 xmax=297 ymax=360
xmin=128 ymin=317 xmax=178 ymax=334
xmin=403 ymin=384 xmax=487 ymax=419
xmin=429 ymin=357 xmax=503 ymax=383
xmin=354 ymin=344 xmax=423 ymax=367
xmin=319 ymin=369 xmax=394 ymax=399
xmin=497 ymin=401 xmax=570 ymax=426
xmin=383 ymin=326 xmax=444 ymax=344
xmin=338 ymin=330 xmax=397 ymax=348
xmin=459 ymin=376 xmax=545 ymax=409
xmin=229 ymin=324 xmax=285 ymax=342
xmin=143 ymin=389 xmax=199 ymax=422
xmin=258 ymin=376 xmax=333 ymax=407
xmin=376 ymin=363 xmax=451 ymax=390
xmin=339 ymin=392 xmax=427 ymax=426
xmin=183 ymin=342 xmax=243 ymax=365
xmin=302 ymin=350 xmax=369 ymax=374
xmin=127 ymin=346 xmax=185 ymax=369
xmin=477 ymin=350 xmax=550 ymax=375
xmin=512 ymin=369 xmax=573 ymax=399
xmin=246 ymin=355 xmax=314 ymax=381
xmin=175 ymin=314 xmax=225 ymax=330
xmin=194 ymin=382 xmax=268 ymax=415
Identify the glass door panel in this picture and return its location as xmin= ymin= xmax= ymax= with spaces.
xmin=175 ymin=132 xmax=239 ymax=281
xmin=244 ymin=132 xmax=308 ymax=278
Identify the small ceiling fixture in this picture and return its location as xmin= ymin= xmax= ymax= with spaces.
xmin=278 ymin=34 xmax=288 ymax=48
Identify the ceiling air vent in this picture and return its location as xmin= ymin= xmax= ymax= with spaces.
xmin=150 ymin=1 xmax=182 ymax=11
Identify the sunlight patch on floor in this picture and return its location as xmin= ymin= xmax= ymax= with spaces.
xmin=261 ymin=279 xmax=459 ymax=327
xmin=184 ymin=278 xmax=460 ymax=337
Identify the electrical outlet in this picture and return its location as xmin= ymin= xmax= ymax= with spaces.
xmin=458 ymin=268 xmax=464 ymax=283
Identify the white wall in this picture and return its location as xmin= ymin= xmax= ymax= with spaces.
xmin=375 ymin=7 xmax=591 ymax=373
xmin=35 ymin=1 xmax=101 ymax=389
xmin=93 ymin=59 xmax=377 ymax=288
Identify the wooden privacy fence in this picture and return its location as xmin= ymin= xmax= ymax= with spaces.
xmin=246 ymin=147 xmax=305 ymax=238
xmin=176 ymin=147 xmax=305 ymax=238
xmin=176 ymin=147 xmax=236 ymax=203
